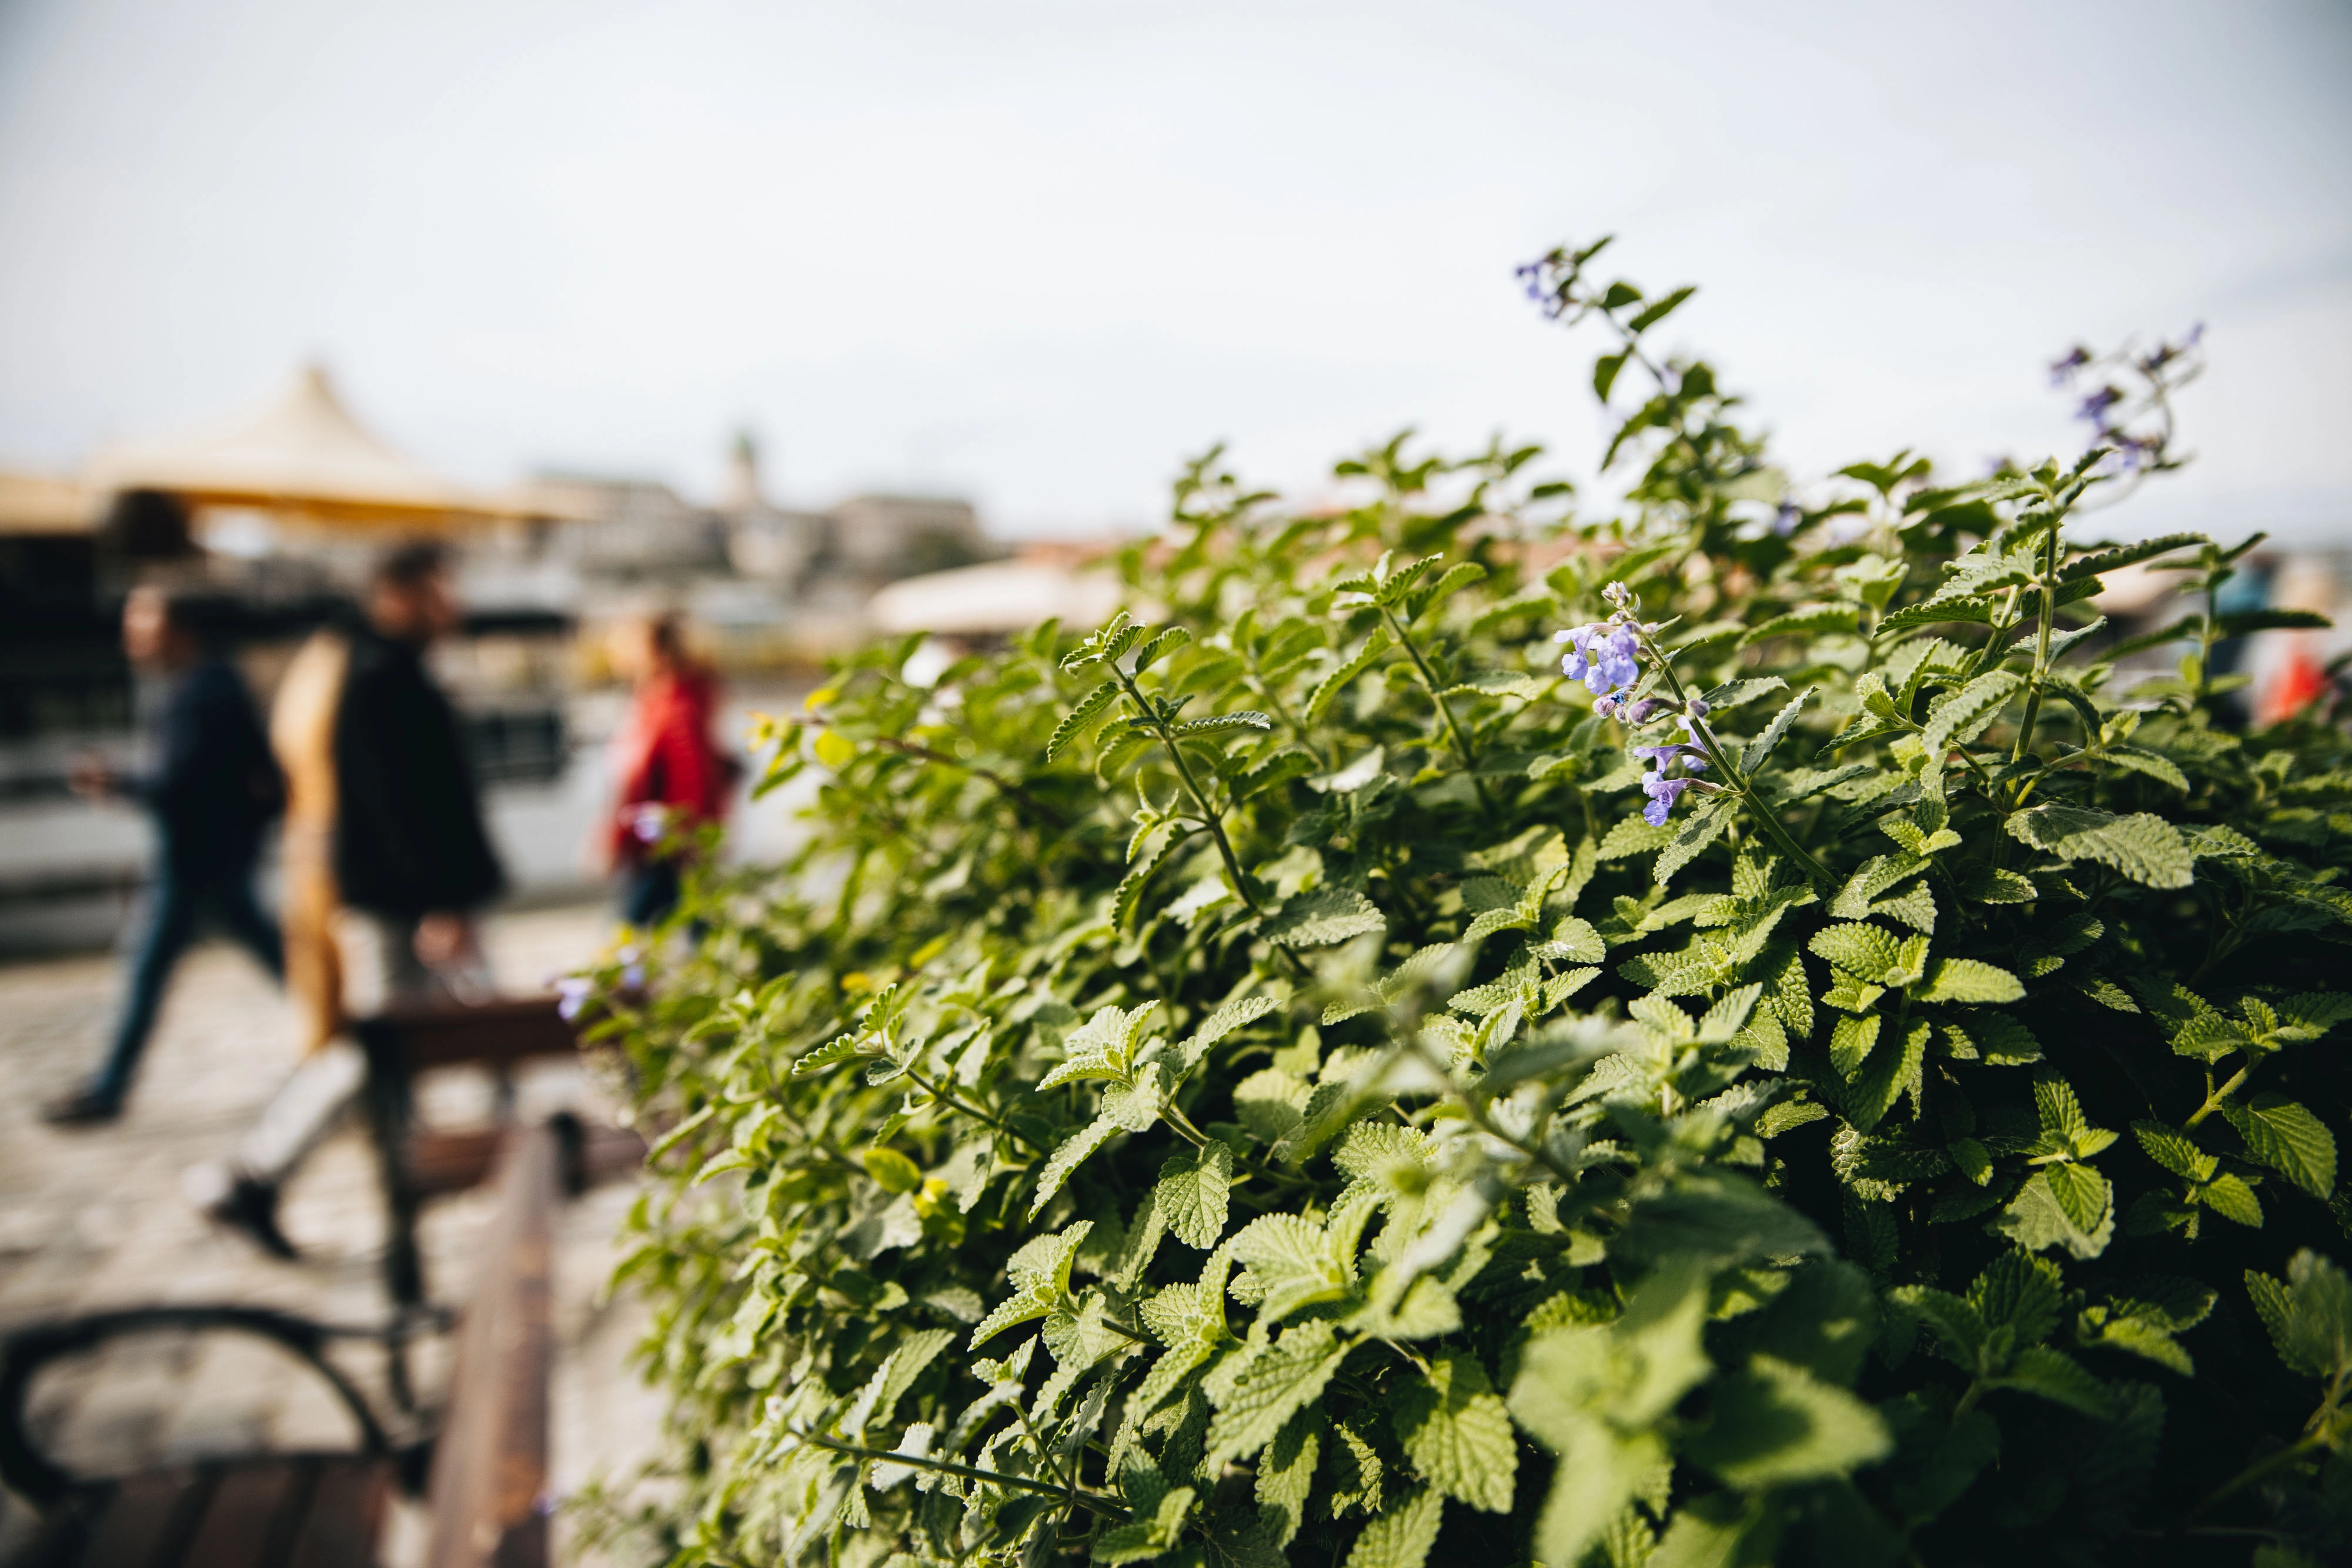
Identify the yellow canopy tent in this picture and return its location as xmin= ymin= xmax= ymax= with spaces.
xmin=85 ymin=364 xmax=526 ymax=528
xmin=0 ymin=469 xmax=98 ymax=535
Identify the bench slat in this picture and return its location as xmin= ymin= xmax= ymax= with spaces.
xmin=283 ymin=1458 xmax=390 ymax=1568
xmin=177 ymin=1462 xmax=302 ymax=1568
xmin=422 ymin=1125 xmax=558 ymax=1568
xmin=368 ymin=1001 xmax=577 ymax=1073
xmin=68 ymin=1469 xmax=206 ymax=1568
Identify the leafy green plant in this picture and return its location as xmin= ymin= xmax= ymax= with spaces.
xmin=577 ymin=239 xmax=2352 ymax=1567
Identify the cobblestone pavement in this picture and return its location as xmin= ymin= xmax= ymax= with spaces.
xmin=0 ymin=904 xmax=670 ymax=1566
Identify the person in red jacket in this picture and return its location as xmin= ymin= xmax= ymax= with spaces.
xmin=604 ymin=613 xmax=733 ymax=927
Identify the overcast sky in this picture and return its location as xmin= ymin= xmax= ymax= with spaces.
xmin=0 ymin=0 xmax=2346 ymax=541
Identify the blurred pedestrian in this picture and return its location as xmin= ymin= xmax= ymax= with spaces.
xmin=604 ymin=611 xmax=732 ymax=927
xmin=44 ymin=584 xmax=283 ymax=1126
xmin=188 ymin=541 xmax=506 ymax=1257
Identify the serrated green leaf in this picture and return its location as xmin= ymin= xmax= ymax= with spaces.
xmin=1738 ymin=683 xmax=1816 ymax=774
xmin=1232 ymin=1211 xmax=1359 ymax=1322
xmin=1256 ymin=1409 xmax=1321 ymax=1549
xmin=2224 ymin=1094 xmax=2337 ymax=1198
xmin=1914 ymin=958 xmax=2025 ymax=1004
xmin=1373 ymin=554 xmax=1441 ymax=607
xmin=1600 ymin=816 xmax=1678 ymax=860
xmin=2102 ymin=744 xmax=2190 ymax=792
xmin=1829 ymin=1013 xmax=1881 ymax=1079
xmin=1132 ymin=625 xmax=1192 ymax=673
xmin=1846 ymin=1019 xmax=1926 ymax=1134
xmin=2059 ymin=531 xmax=2206 ymax=581
xmin=1171 ymin=710 xmax=1274 ymax=737
xmin=1177 ymin=993 xmax=1279 ymax=1070
xmin=1655 ymin=797 xmax=1735 ymax=887
xmin=1158 ymin=1141 xmax=1235 ymax=1249
xmin=1265 ymin=887 xmax=1387 ymax=948
xmin=1877 ymin=591 xmax=2000 ymax=634
xmin=1030 ymin=1116 xmax=1120 ymax=1216
xmin=2006 ymin=803 xmax=2195 ymax=889
xmin=1809 ymin=922 xmax=1906 ymax=986
xmin=1411 ymin=561 xmax=1489 ymax=621
xmin=1696 ymin=676 xmax=1789 ymax=711
xmin=1990 ymin=1345 xmax=2113 ymax=1416
xmin=1306 ymin=630 xmax=1395 ymax=723
xmin=2132 ymin=1121 xmax=2217 ymax=1183
xmin=1919 ymin=670 xmax=2021 ymax=783
xmin=2198 ymin=1172 xmax=2265 ymax=1228
xmin=1205 ymin=1319 xmax=1352 ymax=1469
xmin=1994 ymin=1170 xmax=2114 ymax=1261
xmin=2247 ymin=1251 xmax=2352 ymax=1382
xmin=1342 ymin=1485 xmax=1444 ymax=1568
xmin=1684 ymin=1355 xmax=1891 ymax=1488
xmin=1394 ymin=1353 xmax=1518 ymax=1512
xmin=971 ymin=1222 xmax=1092 ymax=1348
xmin=793 ymin=1032 xmax=863 ymax=1075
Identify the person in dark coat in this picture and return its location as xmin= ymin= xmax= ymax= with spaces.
xmin=187 ymin=540 xmax=506 ymax=1258
xmin=45 ymin=584 xmax=285 ymax=1125
xmin=333 ymin=542 xmax=506 ymax=973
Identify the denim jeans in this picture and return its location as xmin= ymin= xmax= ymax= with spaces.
xmin=233 ymin=910 xmax=495 ymax=1186
xmin=90 ymin=857 xmax=284 ymax=1105
xmin=621 ymin=860 xmax=683 ymax=928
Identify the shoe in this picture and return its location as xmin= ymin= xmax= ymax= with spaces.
xmin=41 ymin=1087 xmax=122 ymax=1126
xmin=192 ymin=1167 xmax=298 ymax=1261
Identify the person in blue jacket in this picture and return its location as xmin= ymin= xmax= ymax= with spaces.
xmin=44 ymin=583 xmax=285 ymax=1125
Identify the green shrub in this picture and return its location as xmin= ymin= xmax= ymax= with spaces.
xmin=580 ymin=239 xmax=2352 ymax=1567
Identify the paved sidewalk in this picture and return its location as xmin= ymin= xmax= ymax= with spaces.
xmin=0 ymin=904 xmax=669 ymax=1565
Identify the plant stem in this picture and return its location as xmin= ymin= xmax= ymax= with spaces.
xmin=1379 ymin=607 xmax=1495 ymax=813
xmin=902 ymin=1065 xmax=1041 ymax=1152
xmin=2010 ymin=521 xmax=2063 ymax=767
xmin=1114 ymin=669 xmax=1265 ymax=917
xmin=2182 ymin=1431 xmax=2327 ymax=1523
xmin=1627 ymin=624 xmax=1836 ymax=890
xmin=2184 ymin=1065 xmax=2252 ymax=1128
xmin=791 ymin=1431 xmax=1125 ymax=1519
xmin=1160 ymin=1099 xmax=1212 ymax=1150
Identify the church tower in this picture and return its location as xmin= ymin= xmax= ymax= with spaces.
xmin=722 ymin=429 xmax=764 ymax=514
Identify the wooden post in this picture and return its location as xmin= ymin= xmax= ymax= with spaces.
xmin=423 ymin=1122 xmax=558 ymax=1568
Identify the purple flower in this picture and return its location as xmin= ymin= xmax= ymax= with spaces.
xmin=1556 ymin=597 xmax=1648 ymax=710
xmin=621 ymin=962 xmax=646 ymax=992
xmin=2048 ymin=345 xmax=2092 ymax=385
xmin=1773 ymin=500 xmax=1801 ymax=537
xmin=1557 ymin=624 xmax=1595 ymax=681
xmin=1567 ymin=624 xmax=1638 ymax=694
xmin=1621 ymin=697 xmax=1661 ymax=726
xmin=2074 ymin=386 xmax=2122 ymax=424
xmin=555 ymin=976 xmax=593 ymax=1022
xmin=1642 ymin=770 xmax=1692 ymax=826
xmin=632 ymin=804 xmax=670 ymax=844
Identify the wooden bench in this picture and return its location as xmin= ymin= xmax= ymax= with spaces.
xmin=352 ymin=997 xmax=643 ymax=1316
xmin=1 ymin=1123 xmax=563 ymax=1568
